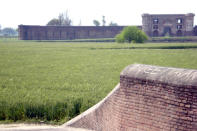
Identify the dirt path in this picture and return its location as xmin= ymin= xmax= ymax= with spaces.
xmin=0 ymin=124 xmax=58 ymax=130
xmin=0 ymin=124 xmax=92 ymax=131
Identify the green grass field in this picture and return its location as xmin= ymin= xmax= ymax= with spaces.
xmin=1 ymin=39 xmax=197 ymax=124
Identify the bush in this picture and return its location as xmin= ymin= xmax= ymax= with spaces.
xmin=115 ymin=34 xmax=124 ymax=43
xmin=116 ymin=26 xmax=148 ymax=43
xmin=135 ymin=30 xmax=148 ymax=43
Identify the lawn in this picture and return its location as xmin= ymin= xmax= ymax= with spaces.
xmin=0 ymin=39 xmax=197 ymax=124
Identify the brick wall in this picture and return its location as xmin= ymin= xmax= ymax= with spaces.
xmin=64 ymin=64 xmax=197 ymax=131
xmin=18 ymin=25 xmax=130 ymax=40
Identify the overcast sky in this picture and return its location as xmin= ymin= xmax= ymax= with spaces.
xmin=0 ymin=0 xmax=197 ymax=28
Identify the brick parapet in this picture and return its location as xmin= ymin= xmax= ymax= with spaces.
xmin=64 ymin=64 xmax=197 ymax=131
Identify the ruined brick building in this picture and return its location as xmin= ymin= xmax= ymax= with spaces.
xmin=19 ymin=13 xmax=196 ymax=40
xmin=142 ymin=13 xmax=195 ymax=37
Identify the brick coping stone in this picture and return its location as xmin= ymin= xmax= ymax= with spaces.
xmin=121 ymin=64 xmax=197 ymax=87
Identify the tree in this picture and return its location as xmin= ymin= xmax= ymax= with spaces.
xmin=115 ymin=33 xmax=124 ymax=43
xmin=59 ymin=12 xmax=72 ymax=26
xmin=102 ymin=16 xmax=106 ymax=26
xmin=46 ymin=11 xmax=72 ymax=26
xmin=58 ymin=13 xmax=64 ymax=26
xmin=109 ymin=21 xmax=118 ymax=26
xmin=93 ymin=20 xmax=100 ymax=26
xmin=116 ymin=26 xmax=148 ymax=43
xmin=47 ymin=18 xmax=59 ymax=26
xmin=1 ymin=27 xmax=17 ymax=36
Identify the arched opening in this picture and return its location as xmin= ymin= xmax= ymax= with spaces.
xmin=176 ymin=30 xmax=182 ymax=36
xmin=193 ymin=26 xmax=197 ymax=36
xmin=163 ymin=26 xmax=172 ymax=36
xmin=153 ymin=30 xmax=159 ymax=37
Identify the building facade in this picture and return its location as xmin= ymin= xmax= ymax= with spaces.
xmin=142 ymin=13 xmax=195 ymax=37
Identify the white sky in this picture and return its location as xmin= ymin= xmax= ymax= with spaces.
xmin=0 ymin=0 xmax=197 ymax=29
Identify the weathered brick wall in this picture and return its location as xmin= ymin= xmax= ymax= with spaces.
xmin=64 ymin=64 xmax=197 ymax=131
xmin=18 ymin=25 xmax=130 ymax=40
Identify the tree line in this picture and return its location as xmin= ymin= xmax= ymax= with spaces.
xmin=47 ymin=11 xmax=118 ymax=26
xmin=47 ymin=11 xmax=72 ymax=26
xmin=0 ymin=25 xmax=18 ymax=36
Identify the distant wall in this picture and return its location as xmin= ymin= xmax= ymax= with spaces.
xmin=19 ymin=25 xmax=137 ymax=40
xmin=64 ymin=64 xmax=197 ymax=131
